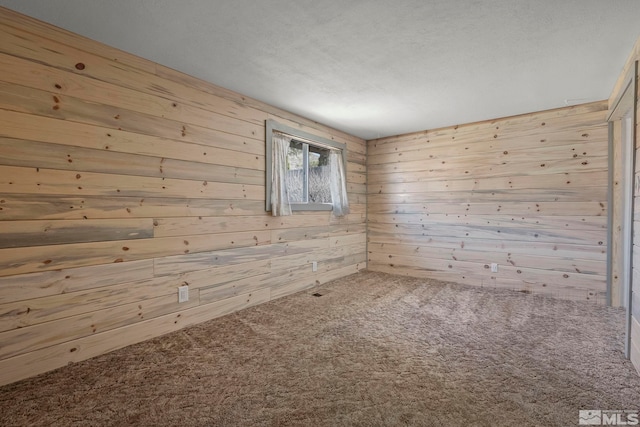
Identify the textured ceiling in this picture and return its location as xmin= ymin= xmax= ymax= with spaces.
xmin=1 ymin=0 xmax=639 ymax=140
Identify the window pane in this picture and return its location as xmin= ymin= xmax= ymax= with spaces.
xmin=287 ymin=141 xmax=304 ymax=202
xmin=308 ymin=146 xmax=332 ymax=203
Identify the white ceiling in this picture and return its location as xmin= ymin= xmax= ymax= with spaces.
xmin=1 ymin=1 xmax=640 ymax=140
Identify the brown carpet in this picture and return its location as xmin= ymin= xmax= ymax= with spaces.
xmin=1 ymin=271 xmax=639 ymax=426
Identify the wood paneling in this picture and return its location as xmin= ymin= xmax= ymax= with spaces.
xmin=0 ymin=260 xmax=153 ymax=304
xmin=0 ymin=138 xmax=264 ymax=185
xmin=0 ymin=289 xmax=271 ymax=387
xmin=367 ymin=102 xmax=608 ymax=301
xmin=0 ymin=7 xmax=366 ymax=386
xmin=0 ymin=194 xmax=266 ymax=220
xmin=0 ymin=109 xmax=265 ymax=171
xmin=0 ymin=218 xmax=153 ymax=248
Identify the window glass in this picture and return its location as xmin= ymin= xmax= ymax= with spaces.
xmin=286 ymin=140 xmax=332 ymax=204
xmin=286 ymin=141 xmax=305 ymax=203
xmin=308 ymin=145 xmax=331 ymax=203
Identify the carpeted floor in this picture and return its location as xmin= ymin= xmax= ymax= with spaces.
xmin=1 ymin=271 xmax=639 ymax=426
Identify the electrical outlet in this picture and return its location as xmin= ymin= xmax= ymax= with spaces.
xmin=491 ymin=263 xmax=498 ymax=273
xmin=312 ymin=261 xmax=318 ymax=272
xmin=178 ymin=285 xmax=189 ymax=303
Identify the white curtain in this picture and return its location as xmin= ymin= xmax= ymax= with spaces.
xmin=329 ymin=150 xmax=350 ymax=217
xmin=271 ymin=133 xmax=292 ymax=216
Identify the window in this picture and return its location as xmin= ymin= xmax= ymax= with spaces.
xmin=286 ymin=140 xmax=331 ymax=204
xmin=266 ymin=119 xmax=349 ymax=216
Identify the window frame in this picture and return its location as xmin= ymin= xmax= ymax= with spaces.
xmin=265 ymin=119 xmax=347 ymax=212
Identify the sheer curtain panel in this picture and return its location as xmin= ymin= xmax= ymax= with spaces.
xmin=329 ymin=150 xmax=350 ymax=217
xmin=271 ymin=133 xmax=292 ymax=216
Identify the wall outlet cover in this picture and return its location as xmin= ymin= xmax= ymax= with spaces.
xmin=178 ymin=285 xmax=189 ymax=303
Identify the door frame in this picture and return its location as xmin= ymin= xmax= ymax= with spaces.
xmin=607 ymin=61 xmax=638 ymax=358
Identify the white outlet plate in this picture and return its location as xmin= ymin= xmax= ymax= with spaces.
xmin=490 ymin=263 xmax=498 ymax=273
xmin=178 ymin=285 xmax=189 ymax=303
xmin=312 ymin=261 xmax=318 ymax=272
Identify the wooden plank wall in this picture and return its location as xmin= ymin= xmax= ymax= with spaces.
xmin=610 ymin=34 xmax=640 ymax=375
xmin=367 ymin=102 xmax=609 ymax=302
xmin=0 ymin=7 xmax=367 ymax=386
